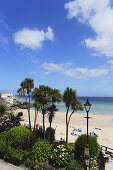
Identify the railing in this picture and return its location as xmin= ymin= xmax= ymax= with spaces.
xmin=101 ymin=145 xmax=113 ymax=154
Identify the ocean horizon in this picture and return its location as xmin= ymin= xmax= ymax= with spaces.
xmin=16 ymin=96 xmax=113 ymax=116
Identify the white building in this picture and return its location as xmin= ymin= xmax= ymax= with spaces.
xmin=0 ymin=93 xmax=14 ymax=104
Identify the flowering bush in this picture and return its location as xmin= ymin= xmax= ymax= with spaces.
xmin=89 ymin=157 xmax=98 ymax=170
xmin=50 ymin=144 xmax=71 ymax=167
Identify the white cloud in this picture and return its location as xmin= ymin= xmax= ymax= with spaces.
xmin=41 ymin=63 xmax=63 ymax=71
xmin=65 ymin=0 xmax=113 ymax=57
xmin=44 ymin=71 xmax=51 ymax=75
xmin=41 ymin=62 xmax=108 ymax=80
xmin=0 ymin=19 xmax=11 ymax=31
xmin=107 ymin=60 xmax=113 ymax=65
xmin=29 ymin=71 xmax=37 ymax=75
xmin=45 ymin=27 xmax=54 ymax=41
xmin=13 ymin=26 xmax=54 ymax=49
xmin=0 ymin=34 xmax=8 ymax=43
xmin=31 ymin=60 xmax=38 ymax=64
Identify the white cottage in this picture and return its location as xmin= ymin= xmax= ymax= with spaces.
xmin=0 ymin=93 xmax=14 ymax=104
xmin=0 ymin=92 xmax=13 ymax=98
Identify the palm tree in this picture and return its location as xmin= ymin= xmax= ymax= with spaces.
xmin=32 ymin=85 xmax=52 ymax=139
xmin=24 ymin=78 xmax=34 ymax=129
xmin=63 ymin=87 xmax=83 ymax=145
xmin=50 ymin=89 xmax=62 ymax=104
xmin=47 ymin=104 xmax=58 ymax=128
xmin=17 ymin=88 xmax=26 ymax=98
xmin=18 ymin=78 xmax=34 ymax=129
xmin=20 ymin=81 xmax=27 ymax=103
xmin=47 ymin=89 xmax=62 ymax=128
xmin=33 ymin=101 xmax=40 ymax=130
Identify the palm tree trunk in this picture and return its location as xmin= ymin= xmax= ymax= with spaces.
xmin=34 ymin=107 xmax=37 ymax=130
xmin=25 ymin=96 xmax=27 ymax=103
xmin=42 ymin=109 xmax=45 ymax=139
xmin=28 ymin=94 xmax=31 ymax=129
xmin=50 ymin=121 xmax=51 ymax=128
xmin=66 ymin=123 xmax=69 ymax=145
xmin=66 ymin=107 xmax=69 ymax=145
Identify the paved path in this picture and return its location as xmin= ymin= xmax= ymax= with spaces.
xmin=0 ymin=159 xmax=25 ymax=170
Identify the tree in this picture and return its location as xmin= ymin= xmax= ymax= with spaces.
xmin=47 ymin=89 xmax=62 ymax=128
xmin=33 ymin=101 xmax=40 ymax=130
xmin=63 ymin=87 xmax=83 ymax=145
xmin=50 ymin=89 xmax=62 ymax=105
xmin=32 ymin=85 xmax=52 ymax=139
xmin=17 ymin=81 xmax=27 ymax=103
xmin=47 ymin=104 xmax=58 ymax=128
xmin=18 ymin=78 xmax=34 ymax=129
xmin=17 ymin=88 xmax=26 ymax=99
xmin=20 ymin=81 xmax=27 ymax=103
xmin=24 ymin=78 xmax=34 ymax=129
xmin=32 ymin=86 xmax=62 ymax=138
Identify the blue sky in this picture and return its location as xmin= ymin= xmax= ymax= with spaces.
xmin=0 ymin=0 xmax=113 ymax=96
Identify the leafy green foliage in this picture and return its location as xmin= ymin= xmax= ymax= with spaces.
xmin=47 ymin=104 xmax=58 ymax=128
xmin=45 ymin=127 xmax=55 ymax=143
xmin=50 ymin=144 xmax=71 ymax=168
xmin=32 ymin=86 xmax=62 ymax=137
xmin=67 ymin=143 xmax=75 ymax=151
xmin=0 ymin=131 xmax=9 ymax=158
xmin=75 ymin=134 xmax=101 ymax=161
xmin=13 ymin=133 xmax=37 ymax=150
xmin=0 ymin=103 xmax=7 ymax=116
xmin=4 ymin=147 xmax=26 ymax=165
xmin=63 ymin=87 xmax=83 ymax=145
xmin=24 ymin=78 xmax=34 ymax=94
xmin=63 ymin=87 xmax=77 ymax=108
xmin=34 ymin=126 xmax=44 ymax=139
xmin=0 ymin=112 xmax=23 ymax=132
xmin=28 ymin=140 xmax=51 ymax=163
xmin=89 ymin=157 xmax=98 ymax=170
xmin=0 ymin=126 xmax=31 ymax=159
xmin=7 ymin=126 xmax=31 ymax=146
xmin=66 ymin=159 xmax=84 ymax=170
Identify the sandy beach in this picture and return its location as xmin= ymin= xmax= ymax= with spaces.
xmin=14 ymin=109 xmax=113 ymax=149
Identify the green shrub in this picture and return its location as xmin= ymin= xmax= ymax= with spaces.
xmin=0 ymin=126 xmax=31 ymax=158
xmin=14 ymin=132 xmax=38 ymax=150
xmin=0 ymin=131 xmax=8 ymax=141
xmin=50 ymin=144 xmax=71 ymax=168
xmin=66 ymin=159 xmax=84 ymax=170
xmin=7 ymin=126 xmax=31 ymax=146
xmin=0 ymin=103 xmax=7 ymax=116
xmin=0 ymin=140 xmax=8 ymax=158
xmin=75 ymin=134 xmax=101 ymax=161
xmin=89 ymin=157 xmax=98 ymax=170
xmin=28 ymin=140 xmax=51 ymax=163
xmin=34 ymin=126 xmax=44 ymax=139
xmin=67 ymin=143 xmax=75 ymax=151
xmin=4 ymin=147 xmax=26 ymax=165
xmin=25 ymin=159 xmax=54 ymax=170
xmin=0 ymin=131 xmax=9 ymax=157
xmin=0 ymin=112 xmax=23 ymax=132
xmin=45 ymin=127 xmax=55 ymax=143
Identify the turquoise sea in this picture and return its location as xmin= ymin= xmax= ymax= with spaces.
xmin=16 ymin=97 xmax=113 ymax=116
